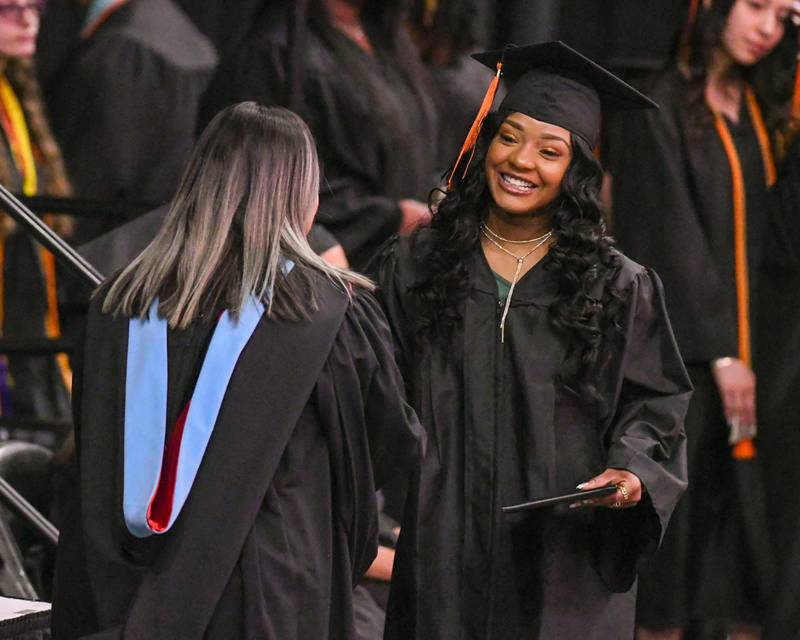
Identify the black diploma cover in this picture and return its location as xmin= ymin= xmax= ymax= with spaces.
xmin=502 ymin=485 xmax=618 ymax=513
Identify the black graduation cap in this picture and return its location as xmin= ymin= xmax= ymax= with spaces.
xmin=474 ymin=41 xmax=658 ymax=146
xmin=447 ymin=41 xmax=658 ymax=188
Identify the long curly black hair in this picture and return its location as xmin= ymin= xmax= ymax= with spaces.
xmin=409 ymin=111 xmax=622 ymax=406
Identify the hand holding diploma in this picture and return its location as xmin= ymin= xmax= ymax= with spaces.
xmin=572 ymin=468 xmax=643 ymax=509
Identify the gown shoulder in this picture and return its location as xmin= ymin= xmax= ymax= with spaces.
xmin=606 ymin=247 xmax=661 ymax=296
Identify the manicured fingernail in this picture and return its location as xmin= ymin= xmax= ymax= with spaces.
xmin=576 ymin=483 xmax=586 ymax=489
xmin=569 ymin=502 xmax=579 ymax=509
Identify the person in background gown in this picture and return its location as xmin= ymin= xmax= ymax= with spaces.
xmin=759 ymin=130 xmax=800 ymax=640
xmin=0 ymin=0 xmax=73 ymax=425
xmin=405 ymin=0 xmax=498 ymax=169
xmin=47 ymin=0 xmax=217 ymax=244
xmin=606 ymin=0 xmax=798 ymax=638
xmin=376 ymin=42 xmax=691 ymax=640
xmin=199 ymin=0 xmax=439 ymax=270
xmin=51 ymin=102 xmax=423 ymax=640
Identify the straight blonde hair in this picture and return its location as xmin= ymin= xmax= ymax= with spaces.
xmin=102 ymin=103 xmax=372 ymax=328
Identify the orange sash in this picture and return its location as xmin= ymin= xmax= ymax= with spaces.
xmin=711 ymin=85 xmax=775 ymax=459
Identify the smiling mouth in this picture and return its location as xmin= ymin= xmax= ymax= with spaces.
xmin=500 ymin=173 xmax=537 ymax=193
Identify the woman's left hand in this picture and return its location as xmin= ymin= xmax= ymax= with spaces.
xmin=571 ymin=468 xmax=643 ymax=509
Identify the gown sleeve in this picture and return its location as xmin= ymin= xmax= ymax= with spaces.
xmin=369 ymin=236 xmax=414 ymax=384
xmin=316 ymin=289 xmax=424 ymax=583
xmin=338 ymin=290 xmax=425 ymax=489
xmin=595 ymin=267 xmax=692 ymax=590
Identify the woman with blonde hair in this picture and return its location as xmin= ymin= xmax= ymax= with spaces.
xmin=51 ymin=102 xmax=422 ymax=640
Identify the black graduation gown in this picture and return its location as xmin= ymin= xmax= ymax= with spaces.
xmin=0 ymin=146 xmax=70 ymax=422
xmin=51 ymin=280 xmax=423 ymax=640
xmin=497 ymin=1 xmax=685 ymax=77
xmin=759 ymin=135 xmax=800 ymax=639
xmin=47 ymin=0 xmax=217 ymax=242
xmin=377 ymin=233 xmax=691 ymax=640
xmin=198 ymin=7 xmax=440 ymax=269
xmin=608 ymin=68 xmax=780 ymax=627
xmin=76 ymin=206 xmax=168 ymax=277
xmin=173 ymin=0 xmax=264 ymax=59
xmin=608 ymin=69 xmax=770 ymax=365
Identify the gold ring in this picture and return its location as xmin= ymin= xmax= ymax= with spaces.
xmin=618 ymin=482 xmax=630 ymax=503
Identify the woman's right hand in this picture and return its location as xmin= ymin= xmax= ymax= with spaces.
xmin=398 ymin=199 xmax=431 ymax=235
xmin=711 ymin=357 xmax=756 ymax=437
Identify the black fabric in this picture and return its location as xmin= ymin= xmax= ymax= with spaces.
xmin=608 ymin=69 xmax=769 ymax=365
xmin=199 ymin=6 xmax=440 ymax=269
xmin=0 ymin=145 xmax=69 ymax=422
xmin=307 ymin=224 xmax=340 ymax=255
xmin=759 ymin=136 xmax=800 ymax=640
xmin=47 ymin=0 xmax=217 ymax=242
xmin=608 ymin=68 xmax=791 ymax=628
xmin=430 ymin=56 xmax=501 ymax=170
xmin=2 ymin=232 xmax=70 ymax=421
xmin=636 ymin=366 xmax=763 ymax=628
xmin=377 ymin=233 xmax=690 ymax=639
xmin=353 ymin=585 xmax=385 ymax=640
xmin=496 ymin=1 xmax=686 ymax=75
xmin=51 ymin=278 xmax=423 ymax=639
xmin=174 ymin=0 xmax=264 ymax=58
xmin=35 ymin=0 xmax=83 ymax=91
xmin=473 ymin=41 xmax=658 ymax=147
xmin=0 ymin=609 xmax=50 ymax=639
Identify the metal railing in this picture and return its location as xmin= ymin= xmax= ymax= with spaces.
xmin=0 ymin=185 xmax=122 ymax=548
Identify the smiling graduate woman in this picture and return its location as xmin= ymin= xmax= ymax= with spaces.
xmin=50 ymin=102 xmax=423 ymax=640
xmin=376 ymin=42 xmax=693 ymax=640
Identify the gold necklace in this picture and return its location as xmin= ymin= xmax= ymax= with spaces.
xmin=482 ymin=223 xmax=552 ymax=245
xmin=480 ymin=225 xmax=553 ymax=343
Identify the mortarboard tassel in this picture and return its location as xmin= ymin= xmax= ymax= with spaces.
xmin=447 ymin=61 xmax=503 ymax=191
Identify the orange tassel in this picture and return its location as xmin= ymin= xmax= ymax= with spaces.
xmin=745 ymin=86 xmax=776 ymax=186
xmin=447 ymin=62 xmax=503 ymax=191
xmin=732 ymin=439 xmax=756 ymax=460
xmin=712 ymin=86 xmax=775 ymax=464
